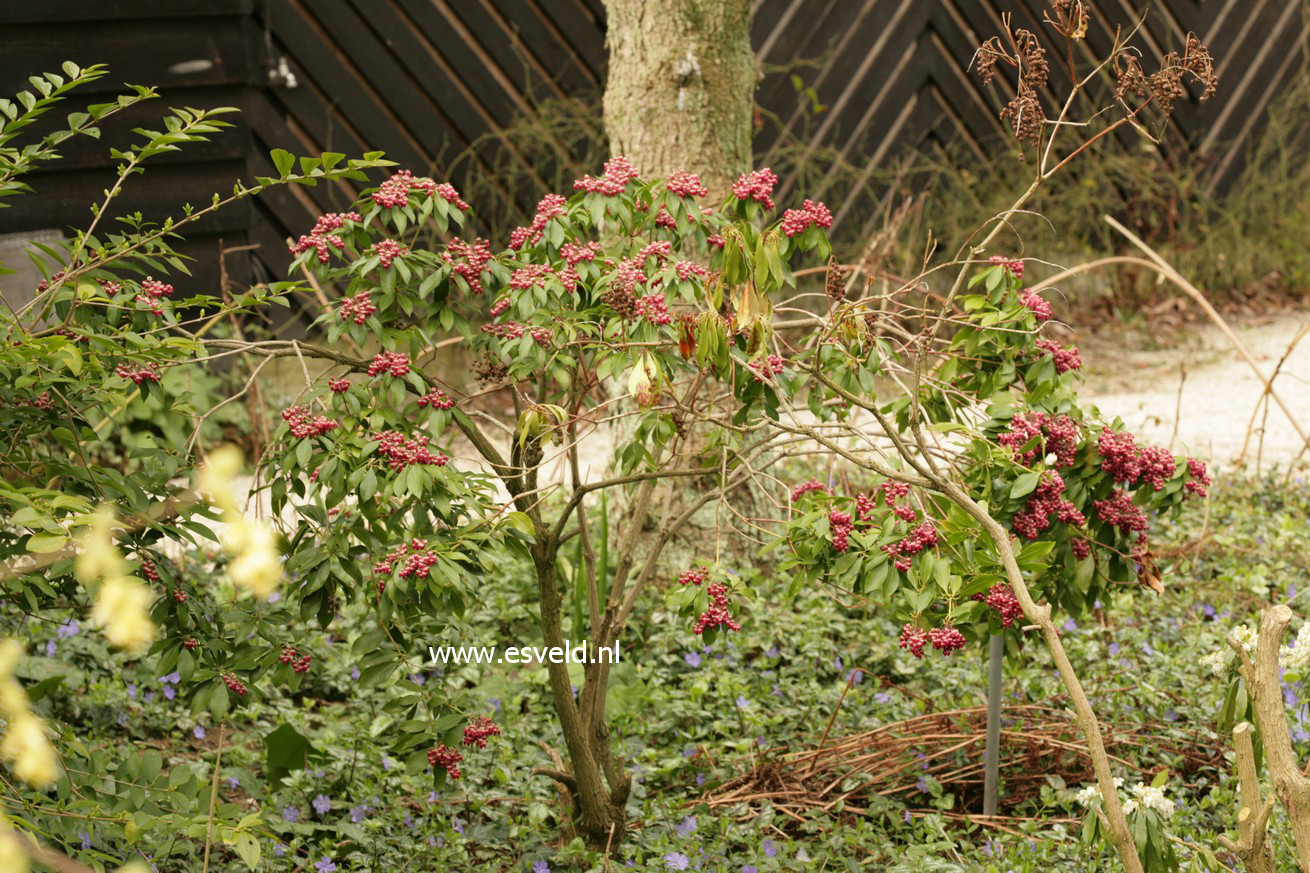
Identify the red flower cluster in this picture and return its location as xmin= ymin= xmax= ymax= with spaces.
xmin=137 ymin=278 xmax=174 ymax=316
xmin=561 ymin=241 xmax=602 ymax=265
xmin=928 ymin=625 xmax=967 ymax=655
xmin=183 ymin=637 xmax=198 ymax=650
xmin=732 ymin=168 xmax=779 ymax=210
xmin=30 ymin=392 xmax=53 ymax=410
xmin=141 ymin=557 xmax=160 ymax=582
xmin=489 ymin=297 xmax=511 ymax=317
xmin=694 ymin=581 xmax=742 ymax=635
xmin=635 ymin=292 xmax=672 ymax=325
xmin=899 ymin=624 xmax=929 ymax=658
xmin=463 ymin=716 xmax=501 ymax=748
xmin=444 ymin=238 xmax=493 ymax=294
xmin=780 ymin=199 xmax=833 ymax=237
xmin=829 ymin=510 xmax=854 ymax=552
xmin=372 ymin=170 xmax=447 ymax=209
xmin=282 ymin=405 xmax=338 ymax=439
xmin=678 ymin=565 xmax=710 ymax=586
xmin=373 ymin=432 xmax=448 ymax=471
xmin=666 ymin=169 xmax=708 ymax=198
xmin=1138 ymin=445 xmax=1177 ymax=491
xmin=790 ymin=479 xmax=826 ymax=501
xmin=509 ymin=193 xmax=567 ymax=249
xmin=883 ymin=522 xmax=938 ymax=571
xmin=1021 ymin=289 xmax=1051 ymax=321
xmin=99 ymin=278 xmax=121 ymax=297
xmin=1035 ymin=337 xmax=1082 ymax=374
xmin=328 ymin=377 xmax=351 ymax=393
xmin=706 ymin=233 xmax=726 ymax=250
xmin=481 ymin=322 xmax=552 ymax=346
xmin=339 ymin=291 xmax=377 ymax=324
xmin=1012 ymin=471 xmax=1084 ymax=540
xmin=279 ymin=645 xmax=312 ymax=673
xmin=675 ymin=261 xmax=710 ymax=282
xmin=573 ymin=155 xmax=639 ymax=196
xmin=222 ymin=672 xmax=247 ymax=696
xmin=116 ymin=362 xmax=161 ymax=384
xmin=1071 ymin=538 xmax=1091 ymax=559
xmin=435 ymin=182 xmax=469 ymax=211
xmin=856 ymin=493 xmax=877 ymax=521
xmin=374 ymin=538 xmax=440 ymax=582
xmin=975 ymin=583 xmax=1023 ymax=627
xmin=417 ymin=388 xmax=454 ymax=410
xmin=988 ymin=255 xmax=1024 ymax=279
xmin=428 ymin=744 xmax=463 ymax=779
xmin=1184 ymin=457 xmax=1210 ymax=498
xmin=289 ymin=212 xmax=361 ymax=263
xmin=637 ymin=240 xmax=673 ymax=265
xmin=368 ymin=351 xmax=410 ymax=377
xmin=748 ymin=354 xmax=786 ymax=382
xmin=371 ymin=238 xmax=408 ymax=268
xmin=172 ymin=589 xmax=187 ymax=603
xmin=997 ymin=411 xmax=1079 ymax=466
xmin=509 ymin=263 xmax=554 ymax=290
xmin=1093 ymin=489 xmax=1149 ymax=533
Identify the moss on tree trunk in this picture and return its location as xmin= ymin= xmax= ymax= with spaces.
xmin=602 ymin=0 xmax=755 ymax=201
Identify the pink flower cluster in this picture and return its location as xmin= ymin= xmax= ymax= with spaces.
xmin=115 ymin=362 xmax=161 ymax=384
xmin=988 ymin=255 xmax=1025 ymax=279
xmin=373 ymin=431 xmax=448 ymax=470
xmin=428 ymin=744 xmax=463 ymax=780
xmin=481 ymin=322 xmax=552 ymax=346
xmin=444 ymin=238 xmax=493 ymax=294
xmin=675 ymin=261 xmax=710 ymax=282
xmin=1093 ymin=489 xmax=1149 ymax=534
xmin=637 ymin=241 xmax=673 ymax=265
xmin=1035 ymin=337 xmax=1082 ymax=374
xmin=975 ymin=583 xmax=1023 ymax=627
xmin=1021 ymin=289 xmax=1051 ymax=321
xmin=137 ymin=278 xmax=174 ymax=316
xmin=634 ymin=293 xmax=671 ymax=325
xmin=997 ymin=411 xmax=1079 ymax=466
xmin=829 ymin=511 xmax=854 ymax=552
xmin=573 ymin=155 xmax=639 ymax=196
xmin=282 ymin=405 xmax=338 ymax=439
xmin=368 ymin=351 xmax=410 ymax=377
xmin=339 ymin=291 xmax=377 ymax=324
xmin=748 ymin=354 xmax=786 ymax=382
xmin=1098 ymin=429 xmax=1183 ymax=491
xmin=289 ymin=212 xmax=361 ymax=263
xmin=436 ymin=182 xmax=469 ymax=211
xmin=510 ymin=193 xmax=567 ymax=249
xmin=790 ymin=479 xmax=826 ymax=501
xmin=463 ymin=716 xmax=501 ymax=748
xmin=279 ymin=645 xmax=313 ymax=674
xmin=732 ymin=168 xmax=779 ymax=210
xmin=371 ymin=238 xmax=408 ymax=268
xmin=489 ymin=297 xmax=511 ymax=317
xmin=678 ymin=566 xmax=710 ymax=586
xmin=1071 ymin=537 xmax=1091 ymax=559
xmin=694 ymin=581 xmax=742 ymax=635
xmin=666 ymin=169 xmax=708 ymax=198
xmin=416 ymin=388 xmax=454 ymax=410
xmin=1012 ymin=471 xmax=1084 ymax=540
xmin=1184 ymin=458 xmax=1210 ymax=498
xmin=222 ymin=673 xmax=247 ymax=696
xmin=780 ymin=199 xmax=833 ymax=237
xmin=372 ymin=170 xmax=463 ymax=209
xmin=561 ymin=241 xmax=601 ymax=265
xmin=509 ymin=264 xmax=554 ymax=290
xmin=328 ymin=377 xmax=351 ymax=393
xmin=883 ymin=522 xmax=939 ymax=571
xmin=99 ymin=278 xmax=121 ymax=297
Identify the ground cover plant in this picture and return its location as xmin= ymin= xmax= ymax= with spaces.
xmin=2 ymin=5 xmax=1309 ymax=872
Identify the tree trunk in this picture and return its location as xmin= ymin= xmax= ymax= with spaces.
xmin=602 ymin=0 xmax=755 ymax=200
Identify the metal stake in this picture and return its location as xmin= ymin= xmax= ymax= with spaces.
xmin=983 ymin=632 xmax=1004 ymax=816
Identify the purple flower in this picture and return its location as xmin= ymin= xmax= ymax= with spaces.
xmin=675 ymin=815 xmax=697 ymax=836
xmin=315 ymin=857 xmax=337 ymax=872
xmin=273 ymin=843 xmax=286 ymax=857
xmin=743 ymin=867 xmax=758 ymax=873
xmin=1063 ymin=618 xmax=1077 ymax=632
xmin=402 ymin=812 xmax=413 ymax=829
xmin=163 ymin=686 xmax=176 ymax=701
xmin=267 ymin=592 xmax=281 ymax=603
xmin=44 ymin=640 xmax=56 ymax=657
xmin=426 ymin=791 xmax=437 ymax=804
xmin=162 ymin=671 xmax=181 ymax=684
xmin=533 ymin=862 xmax=551 ymax=873
xmin=762 ymin=838 xmax=778 ymax=858
xmin=736 ymin=696 xmax=750 ymax=709
xmin=78 ymin=830 xmax=91 ymax=850
xmin=58 ymin=620 xmax=80 ymax=639
xmin=1141 ymin=643 xmax=1156 ymax=656
xmin=489 ymin=697 xmax=502 ymax=713
xmin=1164 ymin=710 xmax=1179 ymax=722
xmin=452 ymin=816 xmax=465 ymax=835
xmin=193 ymin=725 xmax=206 ymax=739
xmin=772 ymin=684 xmax=782 ymax=697
xmin=903 ymin=809 xmax=912 ymax=823
xmin=350 ymin=804 xmax=368 ymax=823
xmin=916 ymin=776 xmax=930 ymax=793
xmin=982 ymin=838 xmax=1001 ymax=857
xmin=143 ymin=691 xmax=155 ymax=703
xmin=226 ymin=776 xmax=239 ymax=789
xmin=683 ymin=745 xmax=697 ymax=759
xmin=410 ymin=673 xmax=426 ymax=686
xmin=282 ymin=806 xmax=299 ymax=823
xmin=875 ymin=692 xmax=891 ymax=704
xmin=696 ymin=773 xmax=705 ymax=786
xmin=765 ymin=645 xmax=780 ymax=658
xmin=312 ymin=794 xmax=331 ymax=815
xmin=664 ymin=853 xmax=690 ymax=870
xmin=684 ymin=651 xmax=702 ymax=668
xmin=1203 ymin=604 xmax=1216 ymax=619
xmin=127 ymin=684 xmax=137 ymax=700
xmin=834 ymin=655 xmax=843 ymax=672
xmin=1108 ymin=642 xmax=1120 ymax=656
xmin=382 ymin=756 xmax=393 ymax=771
xmin=350 ymin=668 xmax=361 ymax=680
xmin=846 ymin=669 xmax=863 ymax=684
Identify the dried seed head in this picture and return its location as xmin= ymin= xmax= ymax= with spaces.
xmin=1001 ymin=86 xmax=1046 ymax=148
xmin=974 ymin=36 xmax=1004 ymax=86
xmin=825 ymin=256 xmax=847 ymax=303
xmin=1113 ymin=52 xmax=1148 ymax=102
xmin=1047 ymin=0 xmax=1089 ymax=39
xmin=1015 ymin=29 xmax=1049 ymax=90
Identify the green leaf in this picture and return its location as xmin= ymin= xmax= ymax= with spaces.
xmin=269 ymin=149 xmax=295 ymax=178
xmin=26 ymin=532 xmax=67 ymax=553
xmin=235 ymin=833 xmax=261 ymax=869
xmin=265 ymin=723 xmax=312 ymax=784
xmin=1010 ymin=471 xmax=1041 ymax=500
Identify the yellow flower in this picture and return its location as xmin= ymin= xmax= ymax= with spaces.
xmin=226 ymin=521 xmax=282 ymax=597
xmin=197 ymin=444 xmax=244 ymax=515
xmin=74 ymin=506 xmax=126 ymax=583
xmin=0 ymin=814 xmax=30 ymax=873
xmin=1 ymin=712 xmax=58 ymax=787
xmin=91 ymin=576 xmax=155 ymax=655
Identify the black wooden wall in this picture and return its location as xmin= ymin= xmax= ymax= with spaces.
xmin=1 ymin=0 xmax=1306 ymax=302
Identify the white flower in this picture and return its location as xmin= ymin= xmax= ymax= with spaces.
xmin=1125 ymin=781 xmax=1175 ymax=820
xmin=1232 ymin=624 xmax=1258 ymax=655
xmin=1282 ymin=622 xmax=1310 ymax=673
xmin=1122 ymin=798 xmax=1139 ymax=816
xmin=1200 ymin=650 xmax=1228 ymax=676
xmin=1075 ymin=785 xmax=1100 ymax=807
xmin=91 ymin=576 xmax=155 ymax=655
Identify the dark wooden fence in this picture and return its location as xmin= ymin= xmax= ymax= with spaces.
xmin=0 ymin=0 xmax=1305 ymax=299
